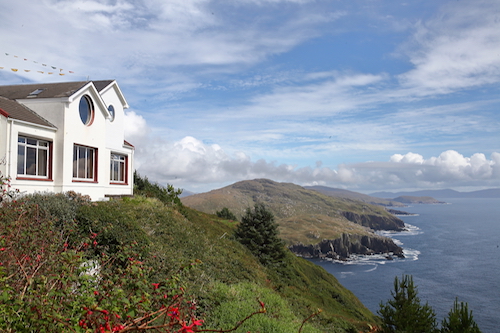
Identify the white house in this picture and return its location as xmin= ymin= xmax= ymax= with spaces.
xmin=0 ymin=80 xmax=134 ymax=201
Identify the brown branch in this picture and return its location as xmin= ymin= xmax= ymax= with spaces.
xmin=298 ymin=309 xmax=322 ymax=333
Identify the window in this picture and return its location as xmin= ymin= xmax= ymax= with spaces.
xmin=73 ymin=145 xmax=96 ymax=181
xmin=79 ymin=95 xmax=94 ymax=125
xmin=17 ymin=136 xmax=50 ymax=178
xmin=110 ymin=153 xmax=127 ymax=183
xmin=108 ymin=105 xmax=115 ymax=122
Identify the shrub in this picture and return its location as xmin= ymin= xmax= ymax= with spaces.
xmin=134 ymin=172 xmax=182 ymax=206
xmin=216 ymin=207 xmax=237 ymax=221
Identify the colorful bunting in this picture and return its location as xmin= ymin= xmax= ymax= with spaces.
xmin=2 ymin=52 xmax=75 ymax=75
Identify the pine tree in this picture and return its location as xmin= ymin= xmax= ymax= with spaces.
xmin=234 ymin=203 xmax=287 ymax=266
xmin=441 ymin=298 xmax=481 ymax=333
xmin=378 ymin=275 xmax=438 ymax=333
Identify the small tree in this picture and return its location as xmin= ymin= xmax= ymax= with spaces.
xmin=234 ymin=203 xmax=287 ymax=266
xmin=378 ymin=274 xmax=438 ymax=333
xmin=216 ymin=207 xmax=237 ymax=221
xmin=441 ymin=298 xmax=481 ymax=333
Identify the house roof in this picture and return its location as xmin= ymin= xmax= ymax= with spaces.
xmin=0 ymin=80 xmax=115 ymax=100
xmin=0 ymin=96 xmax=56 ymax=128
xmin=0 ymin=80 xmax=118 ymax=128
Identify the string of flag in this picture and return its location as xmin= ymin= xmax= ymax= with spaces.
xmin=1 ymin=52 xmax=75 ymax=75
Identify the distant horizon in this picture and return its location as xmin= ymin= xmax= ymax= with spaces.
xmin=176 ymin=178 xmax=500 ymax=197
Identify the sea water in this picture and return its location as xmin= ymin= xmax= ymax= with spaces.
xmin=310 ymin=198 xmax=500 ymax=332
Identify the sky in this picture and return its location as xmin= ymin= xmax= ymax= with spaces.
xmin=1 ymin=0 xmax=499 ymax=194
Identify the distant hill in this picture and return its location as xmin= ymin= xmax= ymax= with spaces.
xmin=305 ymin=185 xmax=406 ymax=207
xmin=392 ymin=196 xmax=446 ymax=204
xmin=179 ymin=189 xmax=197 ymax=198
xmin=371 ymin=188 xmax=500 ymax=199
xmin=182 ymin=179 xmax=405 ymax=260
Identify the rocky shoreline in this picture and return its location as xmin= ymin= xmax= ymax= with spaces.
xmin=289 ymin=232 xmax=405 ymax=261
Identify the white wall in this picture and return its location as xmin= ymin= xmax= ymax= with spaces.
xmin=8 ymin=81 xmax=134 ymax=201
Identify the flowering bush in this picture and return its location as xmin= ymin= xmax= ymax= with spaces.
xmin=0 ymin=197 xmax=270 ymax=333
xmin=0 ymin=171 xmax=19 ymax=203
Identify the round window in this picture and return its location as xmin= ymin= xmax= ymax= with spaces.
xmin=108 ymin=105 xmax=115 ymax=122
xmin=79 ymin=95 xmax=94 ymax=125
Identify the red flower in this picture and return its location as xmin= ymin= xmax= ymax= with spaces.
xmin=152 ymin=283 xmax=160 ymax=290
xmin=180 ymin=319 xmax=203 ymax=332
xmin=167 ymin=307 xmax=179 ymax=319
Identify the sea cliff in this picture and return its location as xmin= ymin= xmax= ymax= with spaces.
xmin=289 ymin=233 xmax=404 ymax=260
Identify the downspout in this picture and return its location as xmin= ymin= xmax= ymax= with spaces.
xmin=7 ymin=118 xmax=15 ymax=178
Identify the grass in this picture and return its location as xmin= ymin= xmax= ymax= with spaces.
xmin=6 ymin=192 xmax=379 ymax=332
xmin=75 ymin=196 xmax=379 ymax=332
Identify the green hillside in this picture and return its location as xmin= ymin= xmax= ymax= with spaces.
xmin=1 ymin=192 xmax=380 ymax=332
xmin=182 ymin=179 xmax=405 ymax=252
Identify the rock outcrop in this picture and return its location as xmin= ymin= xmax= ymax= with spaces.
xmin=339 ymin=211 xmax=405 ymax=231
xmin=289 ymin=233 xmax=404 ymax=260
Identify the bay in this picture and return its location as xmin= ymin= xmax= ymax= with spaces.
xmin=310 ymin=198 xmax=500 ymax=332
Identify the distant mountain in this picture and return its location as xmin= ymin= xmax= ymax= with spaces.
xmin=370 ymin=188 xmax=500 ymax=199
xmin=179 ymin=189 xmax=196 ymax=198
xmin=392 ymin=196 xmax=446 ymax=204
xmin=182 ymin=179 xmax=405 ymax=260
xmin=305 ymin=185 xmax=406 ymax=207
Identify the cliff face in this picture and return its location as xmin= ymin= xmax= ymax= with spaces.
xmin=289 ymin=233 xmax=404 ymax=260
xmin=340 ymin=211 xmax=405 ymax=231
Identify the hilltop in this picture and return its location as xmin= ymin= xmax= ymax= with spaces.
xmin=182 ymin=179 xmax=405 ymax=260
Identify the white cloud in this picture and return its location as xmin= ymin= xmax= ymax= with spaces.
xmin=128 ymin=112 xmax=500 ymax=191
xmin=398 ymin=0 xmax=500 ymax=94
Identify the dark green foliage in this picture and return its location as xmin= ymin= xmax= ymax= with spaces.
xmin=441 ymin=299 xmax=481 ymax=333
xmin=134 ymin=171 xmax=183 ymax=206
xmin=18 ymin=191 xmax=91 ymax=225
xmin=216 ymin=207 xmax=237 ymax=221
xmin=234 ymin=203 xmax=287 ymax=266
xmin=378 ymin=275 xmax=438 ymax=333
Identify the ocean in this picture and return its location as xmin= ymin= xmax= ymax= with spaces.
xmin=310 ymin=198 xmax=500 ymax=332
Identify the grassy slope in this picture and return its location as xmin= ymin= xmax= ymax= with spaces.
xmin=182 ymin=179 xmax=403 ymax=245
xmin=78 ymin=196 xmax=379 ymax=332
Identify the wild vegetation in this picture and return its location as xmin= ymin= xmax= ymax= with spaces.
xmin=0 ymin=174 xmax=379 ymax=332
xmin=0 ymin=173 xmax=481 ymax=332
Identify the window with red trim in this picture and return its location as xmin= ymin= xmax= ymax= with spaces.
xmin=110 ymin=153 xmax=127 ymax=184
xmin=73 ymin=145 xmax=97 ymax=181
xmin=17 ymin=136 xmax=51 ymax=179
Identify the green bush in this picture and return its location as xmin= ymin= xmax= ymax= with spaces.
xmin=134 ymin=171 xmax=183 ymax=206
xmin=216 ymin=207 xmax=237 ymax=221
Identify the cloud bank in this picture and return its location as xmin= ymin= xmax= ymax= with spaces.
xmin=126 ymin=111 xmax=500 ymax=192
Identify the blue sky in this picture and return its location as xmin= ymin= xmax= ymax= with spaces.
xmin=1 ymin=0 xmax=499 ymax=193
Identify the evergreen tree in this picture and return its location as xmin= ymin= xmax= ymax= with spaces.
xmin=216 ymin=207 xmax=237 ymax=221
xmin=378 ymin=275 xmax=438 ymax=333
xmin=234 ymin=203 xmax=287 ymax=266
xmin=441 ymin=298 xmax=481 ymax=333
